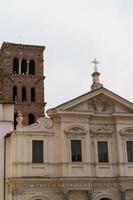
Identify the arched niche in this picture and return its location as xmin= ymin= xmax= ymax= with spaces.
xmin=28 ymin=113 xmax=35 ymax=125
xmin=22 ymin=87 xmax=27 ymax=101
xmin=12 ymin=86 xmax=17 ymax=101
xmin=13 ymin=58 xmax=19 ymax=74
xmin=31 ymin=87 xmax=36 ymax=102
xmin=21 ymin=59 xmax=27 ymax=74
xmin=27 ymin=195 xmax=49 ymax=200
xmin=100 ymin=198 xmax=111 ymax=200
xmin=29 ymin=59 xmax=35 ymax=75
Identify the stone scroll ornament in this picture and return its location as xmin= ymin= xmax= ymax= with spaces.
xmin=37 ymin=117 xmax=53 ymax=129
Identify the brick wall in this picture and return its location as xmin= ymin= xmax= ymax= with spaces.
xmin=0 ymin=42 xmax=46 ymax=125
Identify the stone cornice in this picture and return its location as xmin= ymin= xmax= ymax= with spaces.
xmin=1 ymin=42 xmax=45 ymax=51
xmin=6 ymin=177 xmax=133 ymax=192
xmin=112 ymin=113 xmax=133 ymax=117
xmin=47 ymin=110 xmax=133 ymax=119
xmin=4 ymin=73 xmax=45 ymax=80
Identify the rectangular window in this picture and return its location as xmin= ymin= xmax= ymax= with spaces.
xmin=98 ymin=141 xmax=109 ymax=162
xmin=32 ymin=140 xmax=43 ymax=163
xmin=71 ymin=140 xmax=82 ymax=162
xmin=126 ymin=141 xmax=133 ymax=162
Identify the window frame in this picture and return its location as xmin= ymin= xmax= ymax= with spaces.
xmin=97 ymin=141 xmax=109 ymax=163
xmin=71 ymin=139 xmax=82 ymax=162
xmin=126 ymin=141 xmax=133 ymax=162
xmin=32 ymin=140 xmax=44 ymax=164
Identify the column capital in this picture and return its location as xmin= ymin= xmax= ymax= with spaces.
xmin=120 ymin=188 xmax=127 ymax=192
xmin=19 ymin=59 xmax=21 ymax=74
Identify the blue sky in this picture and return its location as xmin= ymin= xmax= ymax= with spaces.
xmin=1 ymin=0 xmax=133 ymax=109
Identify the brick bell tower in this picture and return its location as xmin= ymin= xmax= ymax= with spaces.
xmin=0 ymin=42 xmax=46 ymax=126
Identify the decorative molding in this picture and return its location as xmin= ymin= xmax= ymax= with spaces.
xmin=90 ymin=124 xmax=114 ymax=138
xmin=88 ymin=97 xmax=111 ymax=112
xmin=64 ymin=125 xmax=87 ymax=138
xmin=2 ymin=42 xmax=45 ymax=51
xmin=120 ymin=127 xmax=133 ymax=139
xmin=37 ymin=117 xmax=53 ymax=129
xmin=10 ymin=181 xmax=133 ymax=192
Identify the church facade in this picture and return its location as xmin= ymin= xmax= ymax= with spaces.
xmin=4 ymin=68 xmax=133 ymax=200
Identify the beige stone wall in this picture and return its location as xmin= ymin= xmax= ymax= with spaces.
xmin=0 ymin=103 xmax=14 ymax=200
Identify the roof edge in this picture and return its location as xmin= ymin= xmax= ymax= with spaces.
xmin=47 ymin=87 xmax=133 ymax=115
xmin=1 ymin=42 xmax=45 ymax=51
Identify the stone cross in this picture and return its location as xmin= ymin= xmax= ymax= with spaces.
xmin=91 ymin=58 xmax=99 ymax=72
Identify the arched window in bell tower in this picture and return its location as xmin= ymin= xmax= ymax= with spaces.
xmin=12 ymin=86 xmax=17 ymax=101
xmin=13 ymin=58 xmax=19 ymax=74
xmin=28 ymin=113 xmax=35 ymax=124
xmin=21 ymin=59 xmax=27 ymax=74
xmin=29 ymin=60 xmax=35 ymax=75
xmin=22 ymin=87 xmax=27 ymax=101
xmin=14 ymin=112 xmax=17 ymax=130
xmin=31 ymin=87 xmax=36 ymax=102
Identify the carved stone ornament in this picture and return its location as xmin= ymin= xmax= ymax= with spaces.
xmin=90 ymin=124 xmax=114 ymax=138
xmin=37 ymin=117 xmax=53 ymax=129
xmin=16 ymin=111 xmax=23 ymax=129
xmin=12 ymin=181 xmax=133 ymax=192
xmin=88 ymin=97 xmax=111 ymax=112
xmin=17 ymin=117 xmax=54 ymax=133
xmin=120 ymin=127 xmax=133 ymax=139
xmin=64 ymin=125 xmax=87 ymax=138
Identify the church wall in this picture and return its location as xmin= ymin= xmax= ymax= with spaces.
xmin=6 ymin=131 xmax=57 ymax=178
xmin=8 ymin=112 xmax=132 ymax=179
xmin=52 ymin=113 xmax=122 ymax=178
xmin=0 ymin=103 xmax=14 ymax=200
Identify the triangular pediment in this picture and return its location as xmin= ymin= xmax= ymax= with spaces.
xmin=68 ymin=94 xmax=132 ymax=114
xmin=47 ymin=88 xmax=133 ymax=115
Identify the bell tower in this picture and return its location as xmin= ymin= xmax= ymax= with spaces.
xmin=0 ymin=42 xmax=46 ymax=125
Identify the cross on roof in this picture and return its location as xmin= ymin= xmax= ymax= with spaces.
xmin=91 ymin=58 xmax=99 ymax=72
